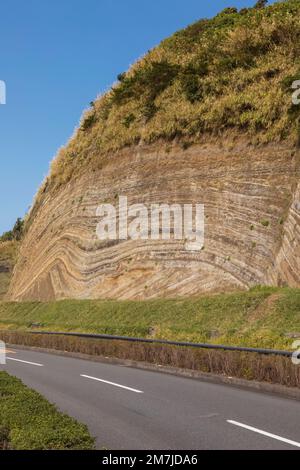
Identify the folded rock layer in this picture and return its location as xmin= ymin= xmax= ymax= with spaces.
xmin=9 ymin=140 xmax=300 ymax=301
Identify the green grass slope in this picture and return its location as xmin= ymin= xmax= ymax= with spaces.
xmin=0 ymin=287 xmax=299 ymax=349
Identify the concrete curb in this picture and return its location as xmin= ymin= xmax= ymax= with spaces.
xmin=6 ymin=342 xmax=300 ymax=401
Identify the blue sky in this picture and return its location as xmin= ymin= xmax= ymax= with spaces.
xmin=0 ymin=0 xmax=271 ymax=234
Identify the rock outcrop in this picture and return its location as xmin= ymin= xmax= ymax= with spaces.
xmin=9 ymin=140 xmax=300 ymax=301
xmin=7 ymin=1 xmax=300 ymax=300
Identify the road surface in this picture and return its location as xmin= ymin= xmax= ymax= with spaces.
xmin=1 ymin=347 xmax=300 ymax=450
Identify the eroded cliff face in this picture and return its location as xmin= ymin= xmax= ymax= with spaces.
xmin=8 ymin=139 xmax=300 ymax=301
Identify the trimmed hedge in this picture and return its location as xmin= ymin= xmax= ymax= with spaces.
xmin=0 ymin=372 xmax=95 ymax=450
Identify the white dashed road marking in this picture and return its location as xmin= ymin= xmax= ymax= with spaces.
xmin=81 ymin=374 xmax=144 ymax=394
xmin=227 ymin=420 xmax=300 ymax=448
xmin=7 ymin=357 xmax=44 ymax=367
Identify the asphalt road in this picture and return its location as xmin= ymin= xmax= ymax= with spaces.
xmin=1 ymin=347 xmax=300 ymax=450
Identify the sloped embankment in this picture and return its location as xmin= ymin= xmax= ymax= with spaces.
xmin=1 ymin=287 xmax=300 ymax=349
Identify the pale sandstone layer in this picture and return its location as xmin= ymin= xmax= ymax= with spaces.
xmin=8 ymin=140 xmax=300 ymax=301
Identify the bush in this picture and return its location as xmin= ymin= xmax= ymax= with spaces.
xmin=112 ymin=61 xmax=180 ymax=106
xmin=12 ymin=218 xmax=24 ymax=241
xmin=80 ymin=111 xmax=97 ymax=131
xmin=170 ymin=19 xmax=210 ymax=44
xmin=0 ymin=218 xmax=24 ymax=243
xmin=0 ymin=372 xmax=95 ymax=450
xmin=219 ymin=7 xmax=238 ymax=15
xmin=117 ymin=72 xmax=126 ymax=82
xmin=122 ymin=113 xmax=136 ymax=128
xmin=254 ymin=0 xmax=268 ymax=9
xmin=179 ymin=61 xmax=208 ymax=103
xmin=180 ymin=70 xmax=202 ymax=103
xmin=0 ymin=231 xmax=13 ymax=243
xmin=239 ymin=8 xmax=250 ymax=15
xmin=261 ymin=220 xmax=270 ymax=227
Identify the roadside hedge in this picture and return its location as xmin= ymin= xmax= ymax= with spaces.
xmin=0 ymin=371 xmax=95 ymax=450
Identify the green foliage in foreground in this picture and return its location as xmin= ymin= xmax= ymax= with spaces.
xmin=0 ymin=287 xmax=299 ymax=349
xmin=0 ymin=372 xmax=95 ymax=450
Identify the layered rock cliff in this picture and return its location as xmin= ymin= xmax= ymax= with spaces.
xmin=8 ymin=139 xmax=300 ymax=301
xmin=8 ymin=1 xmax=300 ymax=300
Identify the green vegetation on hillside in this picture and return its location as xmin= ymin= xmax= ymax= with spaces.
xmin=0 ymin=241 xmax=18 ymax=300
xmin=0 ymin=218 xmax=23 ymax=299
xmin=0 ymin=218 xmax=24 ymax=243
xmin=42 ymin=0 xmax=300 ymax=194
xmin=0 ymin=287 xmax=299 ymax=349
xmin=0 ymin=372 xmax=94 ymax=449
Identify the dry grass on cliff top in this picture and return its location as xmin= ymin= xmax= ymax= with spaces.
xmin=0 ymin=287 xmax=299 ymax=350
xmin=42 ymin=0 xmax=300 ymax=193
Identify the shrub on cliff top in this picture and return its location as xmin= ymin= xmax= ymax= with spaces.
xmin=112 ymin=60 xmax=180 ymax=106
xmin=254 ymin=0 xmax=268 ymax=9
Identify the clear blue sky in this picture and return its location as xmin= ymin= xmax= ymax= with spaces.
xmin=0 ymin=0 xmax=271 ymax=234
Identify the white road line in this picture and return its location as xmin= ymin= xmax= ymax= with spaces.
xmin=7 ymin=357 xmax=44 ymax=367
xmin=227 ymin=420 xmax=300 ymax=449
xmin=80 ymin=374 xmax=144 ymax=394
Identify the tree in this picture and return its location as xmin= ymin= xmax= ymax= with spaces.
xmin=0 ymin=217 xmax=24 ymax=243
xmin=117 ymin=72 xmax=126 ymax=82
xmin=254 ymin=0 xmax=268 ymax=9
xmin=12 ymin=218 xmax=24 ymax=241
xmin=220 ymin=7 xmax=238 ymax=15
xmin=0 ymin=230 xmax=13 ymax=242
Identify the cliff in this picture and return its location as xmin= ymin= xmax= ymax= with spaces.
xmin=8 ymin=1 xmax=300 ymax=301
